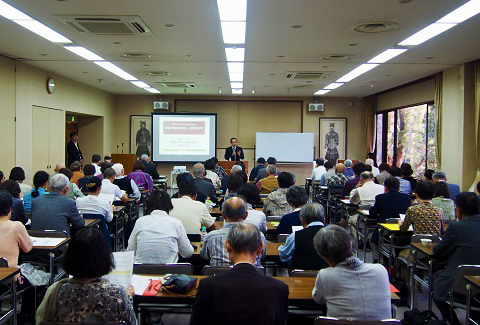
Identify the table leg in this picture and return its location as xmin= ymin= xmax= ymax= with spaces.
xmin=49 ymin=251 xmax=54 ymax=284
xmin=363 ymin=224 xmax=367 ymax=262
xmin=411 ymin=249 xmax=417 ymax=309
xmin=428 ymin=259 xmax=433 ymax=311
xmin=466 ymin=284 xmax=471 ymax=325
xmin=388 ymin=234 xmax=393 ymax=277
xmin=11 ymin=277 xmax=17 ymax=325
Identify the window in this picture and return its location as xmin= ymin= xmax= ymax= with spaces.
xmin=376 ymin=103 xmax=437 ymax=178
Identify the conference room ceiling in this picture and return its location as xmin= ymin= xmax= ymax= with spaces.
xmin=0 ymin=0 xmax=479 ymax=97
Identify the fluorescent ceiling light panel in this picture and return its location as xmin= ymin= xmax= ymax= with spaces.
xmin=221 ymin=22 xmax=246 ymax=44
xmin=232 ymin=88 xmax=243 ymax=94
xmin=437 ymin=0 xmax=480 ymax=24
xmin=336 ymin=64 xmax=379 ymax=82
xmin=324 ymin=83 xmax=344 ymax=90
xmin=130 ymin=81 xmax=150 ymax=88
xmin=229 ymin=72 xmax=244 ymax=82
xmin=227 ymin=62 xmax=244 ymax=73
xmin=368 ymin=48 xmax=408 ymax=64
xmin=145 ymin=88 xmax=161 ymax=93
xmin=398 ymin=23 xmax=456 ymax=46
xmin=314 ymin=90 xmax=331 ymax=95
xmin=225 ymin=47 xmax=245 ymax=62
xmin=64 ymin=46 xmax=104 ymax=61
xmin=94 ymin=61 xmax=138 ymax=81
xmin=217 ymin=0 xmax=247 ymax=21
xmin=231 ymin=82 xmax=243 ymax=88
xmin=0 ymin=1 xmax=31 ymax=20
xmin=14 ymin=19 xmax=72 ymax=43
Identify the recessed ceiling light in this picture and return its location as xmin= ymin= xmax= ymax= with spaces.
xmin=368 ymin=48 xmax=407 ymax=63
xmin=64 ymin=46 xmax=104 ymax=61
xmin=336 ymin=63 xmax=379 ymax=82
xmin=398 ymin=23 xmax=456 ymax=46
xmin=291 ymin=24 xmax=303 ymax=29
xmin=165 ymin=23 xmax=176 ymax=28
xmin=324 ymin=82 xmax=344 ymax=90
xmin=217 ymin=0 xmax=247 ymax=21
xmin=437 ymin=0 xmax=480 ymax=24
xmin=227 ymin=62 xmax=244 ymax=73
xmin=220 ymin=22 xmax=246 ymax=44
xmin=94 ymin=61 xmax=138 ymax=81
xmin=225 ymin=47 xmax=245 ymax=61
xmin=314 ymin=89 xmax=331 ymax=95
xmin=145 ymin=71 xmax=170 ymax=76
xmin=145 ymin=88 xmax=161 ymax=93
xmin=218 ymin=88 xmax=222 ymax=94
xmin=232 ymin=88 xmax=243 ymax=94
xmin=14 ymin=19 xmax=72 ymax=43
xmin=352 ymin=21 xmax=399 ymax=33
xmin=251 ymin=88 xmax=255 ymax=94
xmin=0 ymin=1 xmax=31 ymax=20
xmin=118 ymin=52 xmax=151 ymax=59
xmin=229 ymin=72 xmax=243 ymax=82
xmin=231 ymin=82 xmax=243 ymax=88
xmin=130 ymin=81 xmax=150 ymax=88
xmin=321 ymin=54 xmax=353 ymax=61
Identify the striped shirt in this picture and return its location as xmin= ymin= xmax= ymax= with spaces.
xmin=127 ymin=170 xmax=153 ymax=194
xmin=199 ymin=222 xmax=266 ymax=267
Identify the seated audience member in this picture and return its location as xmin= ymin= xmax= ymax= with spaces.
xmin=424 ymin=169 xmax=435 ymax=183
xmin=431 ymin=182 xmax=455 ymax=221
xmin=257 ymin=165 xmax=279 ymax=194
xmin=58 ymin=168 xmax=84 ymax=200
xmin=191 ymin=223 xmax=288 ymax=325
xmin=23 ymin=171 xmax=49 ymax=214
xmin=91 ymin=154 xmax=102 ymax=176
xmin=235 ymin=169 xmax=248 ymax=184
xmin=279 ymin=203 xmax=328 ymax=270
xmin=204 ymin=158 xmax=221 ymax=188
xmin=325 ymin=163 xmax=349 ymax=187
xmin=0 ymin=171 xmax=4 ymax=185
xmin=127 ymin=160 xmax=154 ymax=195
xmin=249 ymin=157 xmax=266 ymax=181
xmin=99 ymin=161 xmax=113 ymax=178
xmin=69 ymin=161 xmax=84 ymax=185
xmin=200 ymin=196 xmax=267 ymax=267
xmin=401 ymin=163 xmax=417 ymax=192
xmin=312 ymin=225 xmax=391 ymax=320
xmin=220 ymin=164 xmax=242 ymax=193
xmin=399 ymin=180 xmax=444 ymax=234
xmin=389 ymin=166 xmax=412 ymax=196
xmin=276 ymin=186 xmax=308 ymax=234
xmin=75 ymin=177 xmax=113 ymax=223
xmin=54 ymin=164 xmax=65 ymax=173
xmin=77 ymin=164 xmax=96 ymax=192
xmin=263 ymin=172 xmax=295 ymax=217
xmin=100 ymin=155 xmax=112 ymax=168
xmin=31 ymin=173 xmax=85 ymax=236
xmin=112 ymin=163 xmax=140 ymax=199
xmin=224 ymin=173 xmax=245 ymax=198
xmin=9 ymin=166 xmax=32 ymax=194
xmin=237 ymin=183 xmax=267 ymax=232
xmin=211 ymin=156 xmax=228 ymax=179
xmin=0 ymin=190 xmax=32 ymax=266
xmin=128 ymin=188 xmax=193 ymax=263
xmin=0 ymin=180 xmax=28 ymax=224
xmin=311 ymin=158 xmax=327 ymax=181
xmin=432 ymin=192 xmax=480 ymax=325
xmin=172 ymin=172 xmax=207 ymax=202
xmin=235 ymin=160 xmax=246 ymax=172
xmin=101 ymin=168 xmax=128 ymax=203
xmin=36 ymin=228 xmax=136 ymax=324
xmin=350 ymin=172 xmax=384 ymax=206
xmin=255 ymin=157 xmax=279 ymax=183
xmin=319 ymin=161 xmax=335 ymax=186
xmin=365 ymin=158 xmax=380 ymax=176
xmin=343 ymin=159 xmax=354 ymax=178
xmin=140 ymin=154 xmax=160 ymax=179
xmin=341 ymin=162 xmax=366 ymax=198
xmin=376 ymin=163 xmax=391 ymax=185
xmin=432 ymin=171 xmax=460 ymax=202
xmin=193 ymin=163 xmax=219 ymax=204
xmin=170 ymin=184 xmax=216 ymax=235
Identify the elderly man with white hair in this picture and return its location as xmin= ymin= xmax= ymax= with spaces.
xmin=365 ymin=158 xmax=379 ymax=177
xmin=31 ymin=173 xmax=84 ymax=236
xmin=112 ymin=163 xmax=140 ymax=199
xmin=193 ymin=163 xmax=219 ymax=204
xmin=140 ymin=154 xmax=159 ymax=179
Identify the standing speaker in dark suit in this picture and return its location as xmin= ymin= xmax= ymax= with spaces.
xmin=66 ymin=132 xmax=83 ymax=166
xmin=224 ymin=137 xmax=244 ymax=161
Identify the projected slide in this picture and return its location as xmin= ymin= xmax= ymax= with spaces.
xmin=152 ymin=113 xmax=217 ymax=162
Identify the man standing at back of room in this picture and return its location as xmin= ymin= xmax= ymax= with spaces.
xmin=224 ymin=137 xmax=244 ymax=161
xmin=67 ymin=132 xmax=83 ymax=167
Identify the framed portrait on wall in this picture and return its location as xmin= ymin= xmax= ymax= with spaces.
xmin=130 ymin=115 xmax=152 ymax=158
xmin=319 ymin=118 xmax=347 ymax=164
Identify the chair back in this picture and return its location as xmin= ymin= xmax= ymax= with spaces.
xmin=328 ymin=185 xmax=344 ymax=196
xmin=385 ymin=218 xmax=401 ymax=224
xmin=267 ymin=216 xmax=282 ymax=222
xmin=0 ymin=257 xmax=8 ymax=267
xmin=83 ymin=214 xmax=112 ymax=250
xmin=410 ymin=234 xmax=441 ymax=243
xmin=133 ymin=263 xmax=194 ymax=275
xmin=202 ymin=265 xmax=265 ymax=276
xmin=39 ymin=322 xmax=126 ymax=325
xmin=315 ymin=317 xmax=400 ymax=325
xmin=291 ymin=269 xmax=318 ymax=277
xmin=260 ymin=194 xmax=269 ymax=199
xmin=28 ymin=230 xmax=68 ymax=238
xmin=187 ymin=234 xmax=201 ymax=242
xmin=451 ymin=265 xmax=480 ymax=297
xmin=278 ymin=234 xmax=289 ymax=243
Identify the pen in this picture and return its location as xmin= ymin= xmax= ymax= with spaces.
xmin=147 ymin=279 xmax=152 ymax=291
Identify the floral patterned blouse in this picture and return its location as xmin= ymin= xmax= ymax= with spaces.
xmin=400 ymin=201 xmax=444 ymax=234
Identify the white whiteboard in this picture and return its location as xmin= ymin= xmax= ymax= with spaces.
xmin=255 ymin=132 xmax=314 ymax=162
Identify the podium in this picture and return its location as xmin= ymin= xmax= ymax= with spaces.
xmin=111 ymin=154 xmax=137 ymax=174
xmin=218 ymin=161 xmax=249 ymax=175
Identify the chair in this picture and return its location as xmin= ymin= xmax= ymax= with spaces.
xmin=187 ymin=234 xmax=201 ymax=242
xmin=0 ymin=257 xmax=8 ymax=267
xmin=290 ymin=269 xmax=318 ymax=277
xmin=28 ymin=230 xmax=68 ymax=238
xmin=377 ymin=219 xmax=413 ymax=276
xmin=202 ymin=265 xmax=265 ymax=276
xmin=278 ymin=234 xmax=289 ymax=243
xmin=83 ymin=214 xmax=112 ymax=250
xmin=315 ymin=317 xmax=400 ymax=325
xmin=446 ymin=265 xmax=480 ymax=325
xmin=133 ymin=263 xmax=194 ymax=275
xmin=39 ymin=322 xmax=126 ymax=325
xmin=267 ymin=216 xmax=282 ymax=222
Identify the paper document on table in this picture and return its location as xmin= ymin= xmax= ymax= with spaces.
xmin=104 ymin=251 xmax=134 ymax=288
xmin=340 ymin=199 xmax=351 ymax=204
xmin=359 ymin=210 xmax=370 ymax=215
xmin=99 ymin=193 xmax=115 ymax=205
xmin=399 ymin=214 xmax=406 ymax=221
xmin=292 ymin=226 xmax=303 ymax=232
xmin=131 ymin=275 xmax=163 ymax=296
xmin=30 ymin=236 xmax=65 ymax=247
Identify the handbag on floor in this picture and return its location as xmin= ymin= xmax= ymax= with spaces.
xmin=401 ymin=308 xmax=446 ymax=325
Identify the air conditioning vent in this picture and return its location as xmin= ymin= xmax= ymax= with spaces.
xmin=285 ymin=72 xmax=333 ymax=80
xmin=55 ymin=15 xmax=153 ymax=35
xmin=155 ymin=82 xmax=197 ymax=89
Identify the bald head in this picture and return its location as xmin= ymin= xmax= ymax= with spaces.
xmin=54 ymin=163 xmax=65 ymax=173
xmin=222 ymin=196 xmax=248 ymax=222
xmin=335 ymin=163 xmax=346 ymax=173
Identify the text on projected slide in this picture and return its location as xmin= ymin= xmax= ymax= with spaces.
xmin=159 ymin=118 xmax=210 ymax=156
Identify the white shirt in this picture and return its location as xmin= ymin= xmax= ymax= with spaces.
xmin=371 ymin=166 xmax=380 ymax=177
xmin=311 ymin=166 xmax=327 ymax=181
xmin=245 ymin=208 xmax=267 ymax=233
xmin=100 ymin=179 xmax=123 ymax=201
xmin=350 ymin=181 xmax=384 ymax=206
xmin=76 ymin=195 xmax=113 ymax=222
xmin=205 ymin=170 xmax=221 ymax=188
xmin=19 ymin=183 xmax=32 ymax=195
xmin=170 ymin=196 xmax=216 ymax=235
xmin=115 ymin=175 xmax=141 ymax=199
xmin=127 ymin=210 xmax=194 ymax=264
xmin=93 ymin=164 xmax=102 ymax=176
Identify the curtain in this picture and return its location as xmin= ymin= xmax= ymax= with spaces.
xmin=470 ymin=61 xmax=480 ymax=192
xmin=434 ymin=72 xmax=443 ymax=170
xmin=365 ymin=95 xmax=376 ymax=154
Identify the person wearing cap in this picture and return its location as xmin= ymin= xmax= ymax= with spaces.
xmin=249 ymin=157 xmax=266 ymax=181
xmin=343 ymin=159 xmax=354 ymax=178
xmin=112 ymin=163 xmax=140 ymax=199
xmin=432 ymin=171 xmax=460 ymax=202
xmin=75 ymin=176 xmax=113 ymax=223
xmin=70 ymin=161 xmax=84 ymax=185
xmin=311 ymin=158 xmax=327 ymax=181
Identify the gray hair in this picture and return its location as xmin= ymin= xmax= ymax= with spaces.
xmin=226 ymin=223 xmax=262 ymax=255
xmin=140 ymin=154 xmax=149 ymax=161
xmin=222 ymin=196 xmax=247 ymax=222
xmin=50 ymin=173 xmax=69 ymax=192
xmin=432 ymin=171 xmax=447 ymax=179
xmin=286 ymin=186 xmax=308 ymax=208
xmin=231 ymin=165 xmax=242 ymax=173
xmin=266 ymin=164 xmax=277 ymax=175
xmin=365 ymin=158 xmax=374 ymax=166
xmin=192 ymin=163 xmax=205 ymax=177
xmin=300 ymin=203 xmax=325 ymax=225
xmin=360 ymin=171 xmax=374 ymax=180
xmin=344 ymin=159 xmax=353 ymax=167
xmin=112 ymin=163 xmax=124 ymax=176
xmin=313 ymin=225 xmax=354 ymax=265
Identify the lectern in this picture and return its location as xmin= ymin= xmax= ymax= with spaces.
xmin=111 ymin=154 xmax=137 ymax=174
xmin=218 ymin=161 xmax=249 ymax=175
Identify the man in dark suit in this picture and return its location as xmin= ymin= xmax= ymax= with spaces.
xmin=190 ymin=222 xmax=289 ymax=325
xmin=140 ymin=154 xmax=159 ymax=179
xmin=432 ymin=171 xmax=461 ymax=202
xmin=66 ymin=132 xmax=83 ymax=166
xmin=433 ymin=192 xmax=480 ymax=325
xmin=276 ymin=186 xmax=308 ymax=234
xmin=224 ymin=137 xmax=244 ymax=161
xmin=193 ymin=163 xmax=219 ymax=204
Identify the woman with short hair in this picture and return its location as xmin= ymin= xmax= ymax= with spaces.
xmin=237 ymin=183 xmax=267 ymax=232
xmin=9 ymin=166 xmax=32 ymax=194
xmin=312 ymin=225 xmax=391 ymax=320
xmin=127 ymin=160 xmax=153 ymax=195
xmin=431 ymin=182 xmax=455 ymax=221
xmin=0 ymin=180 xmax=28 ymax=224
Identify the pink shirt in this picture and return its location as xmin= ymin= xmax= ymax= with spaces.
xmin=0 ymin=218 xmax=33 ymax=267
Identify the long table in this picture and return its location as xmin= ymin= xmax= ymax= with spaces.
xmin=0 ymin=268 xmax=20 ymax=325
xmin=191 ymin=242 xmax=282 ymax=259
xmin=213 ymin=220 xmax=277 ymax=231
